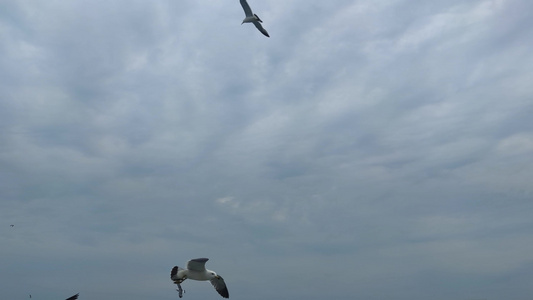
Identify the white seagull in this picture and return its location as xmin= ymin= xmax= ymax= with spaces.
xmin=171 ymin=258 xmax=229 ymax=298
xmin=240 ymin=0 xmax=269 ymax=37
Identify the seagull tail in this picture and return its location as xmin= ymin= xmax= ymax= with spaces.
xmin=171 ymin=266 xmax=185 ymax=281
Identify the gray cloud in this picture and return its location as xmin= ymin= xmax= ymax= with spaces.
xmin=2 ymin=0 xmax=533 ymax=299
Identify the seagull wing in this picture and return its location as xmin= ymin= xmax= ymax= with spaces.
xmin=253 ymin=21 xmax=270 ymax=37
xmin=186 ymin=258 xmax=209 ymax=271
xmin=240 ymin=0 xmax=253 ymax=17
xmin=65 ymin=293 xmax=79 ymax=300
xmin=210 ymin=276 xmax=229 ymax=298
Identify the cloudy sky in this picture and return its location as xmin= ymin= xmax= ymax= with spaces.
xmin=1 ymin=0 xmax=533 ymax=299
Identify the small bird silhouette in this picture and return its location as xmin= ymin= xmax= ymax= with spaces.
xmin=65 ymin=293 xmax=79 ymax=300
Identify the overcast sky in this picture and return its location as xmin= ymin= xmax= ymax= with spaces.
xmin=1 ymin=0 xmax=533 ymax=299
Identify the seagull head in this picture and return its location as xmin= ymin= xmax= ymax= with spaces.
xmin=207 ymin=270 xmax=219 ymax=280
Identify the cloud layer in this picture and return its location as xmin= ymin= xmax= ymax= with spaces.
xmin=2 ymin=0 xmax=533 ymax=299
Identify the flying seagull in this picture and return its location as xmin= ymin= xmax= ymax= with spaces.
xmin=171 ymin=258 xmax=229 ymax=298
xmin=65 ymin=293 xmax=79 ymax=300
xmin=10 ymin=224 xmax=14 ymax=227
xmin=240 ymin=0 xmax=269 ymax=37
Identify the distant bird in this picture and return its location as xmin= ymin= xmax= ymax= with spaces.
xmin=65 ymin=293 xmax=79 ymax=300
xmin=240 ymin=0 xmax=270 ymax=37
xmin=10 ymin=224 xmax=14 ymax=227
xmin=28 ymin=293 xmax=77 ymax=299
xmin=171 ymin=258 xmax=229 ymax=298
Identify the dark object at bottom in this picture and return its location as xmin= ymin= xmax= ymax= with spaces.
xmin=65 ymin=293 xmax=79 ymax=300
xmin=176 ymin=283 xmax=185 ymax=298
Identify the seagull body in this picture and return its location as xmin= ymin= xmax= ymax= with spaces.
xmin=240 ymin=0 xmax=269 ymax=37
xmin=171 ymin=258 xmax=229 ymax=298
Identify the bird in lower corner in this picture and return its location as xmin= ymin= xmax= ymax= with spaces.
xmin=65 ymin=293 xmax=79 ymax=300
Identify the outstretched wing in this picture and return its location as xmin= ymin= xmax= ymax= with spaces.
xmin=210 ymin=276 xmax=229 ymax=298
xmin=186 ymin=258 xmax=209 ymax=271
xmin=253 ymin=21 xmax=270 ymax=37
xmin=65 ymin=293 xmax=79 ymax=300
xmin=240 ymin=0 xmax=253 ymax=17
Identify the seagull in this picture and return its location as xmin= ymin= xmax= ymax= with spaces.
xmin=65 ymin=293 xmax=79 ymax=300
xmin=170 ymin=258 xmax=229 ymax=298
xmin=10 ymin=224 xmax=14 ymax=227
xmin=240 ymin=0 xmax=269 ymax=37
